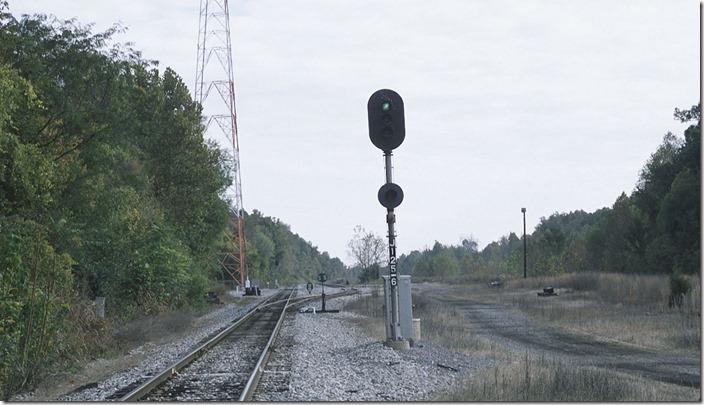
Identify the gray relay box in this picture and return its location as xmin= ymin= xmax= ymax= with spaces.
xmin=381 ymin=275 xmax=414 ymax=343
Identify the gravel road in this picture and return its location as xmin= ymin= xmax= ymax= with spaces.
xmin=417 ymin=283 xmax=700 ymax=390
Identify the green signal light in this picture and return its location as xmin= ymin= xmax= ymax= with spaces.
xmin=381 ymin=101 xmax=392 ymax=112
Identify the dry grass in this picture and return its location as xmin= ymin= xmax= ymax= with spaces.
xmin=473 ymin=272 xmax=701 ymax=352
xmin=113 ymin=311 xmax=197 ymax=348
xmin=411 ymin=293 xmax=495 ymax=356
xmin=340 ymin=287 xmax=387 ymax=341
xmin=342 ymin=274 xmax=701 ymax=402
xmin=445 ymin=351 xmax=699 ymax=402
xmin=54 ymin=298 xmax=121 ymax=367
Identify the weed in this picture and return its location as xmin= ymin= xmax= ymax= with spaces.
xmin=113 ymin=311 xmax=196 ymax=348
xmin=447 ymin=353 xmax=699 ymax=401
xmin=472 ymin=272 xmax=700 ymax=351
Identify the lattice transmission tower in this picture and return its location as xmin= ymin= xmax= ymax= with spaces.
xmin=195 ymin=0 xmax=247 ymax=287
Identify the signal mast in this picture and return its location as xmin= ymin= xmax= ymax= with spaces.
xmin=195 ymin=0 xmax=247 ymax=288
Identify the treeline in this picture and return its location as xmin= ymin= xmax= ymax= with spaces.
xmin=0 ymin=7 xmax=235 ymax=396
xmin=244 ymin=209 xmax=348 ymax=286
xmin=0 ymin=7 xmax=350 ymax=398
xmin=399 ymin=104 xmax=700 ymax=279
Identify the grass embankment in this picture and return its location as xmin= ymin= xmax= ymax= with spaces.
xmin=342 ymin=272 xmax=700 ymax=401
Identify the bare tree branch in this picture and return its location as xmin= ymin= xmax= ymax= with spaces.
xmin=346 ymin=225 xmax=386 ymax=270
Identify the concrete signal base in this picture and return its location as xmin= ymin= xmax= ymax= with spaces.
xmin=384 ymin=339 xmax=410 ymax=350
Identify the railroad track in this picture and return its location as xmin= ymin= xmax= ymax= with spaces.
xmin=115 ymin=289 xmax=295 ymax=401
xmin=109 ymin=287 xmax=358 ymax=401
xmin=249 ymin=314 xmax=297 ymax=400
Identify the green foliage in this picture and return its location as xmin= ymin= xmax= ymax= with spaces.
xmin=243 ymin=210 xmax=348 ymax=285
xmin=358 ymin=263 xmax=381 ymax=284
xmin=0 ymin=218 xmax=74 ymax=399
xmin=1 ymin=3 xmax=697 ymax=399
xmin=626 ymin=107 xmax=701 ymax=275
xmin=0 ymin=9 xmax=235 ymax=398
xmin=668 ymin=268 xmax=692 ymax=309
xmin=432 ymin=249 xmax=460 ymax=278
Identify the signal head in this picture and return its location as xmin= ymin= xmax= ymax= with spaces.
xmin=368 ymin=89 xmax=405 ymax=151
xmin=378 ymin=182 xmax=404 ymax=209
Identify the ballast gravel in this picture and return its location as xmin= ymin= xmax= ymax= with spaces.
xmin=257 ymin=303 xmax=492 ymax=401
xmin=13 ymin=288 xmax=493 ymax=401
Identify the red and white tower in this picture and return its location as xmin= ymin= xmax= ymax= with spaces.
xmin=195 ymin=0 xmax=247 ymax=287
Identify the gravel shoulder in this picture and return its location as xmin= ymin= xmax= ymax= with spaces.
xmin=10 ymin=289 xmax=280 ymax=401
xmin=11 ymin=283 xmax=700 ymax=401
xmin=12 ymin=288 xmax=493 ymax=402
xmin=255 ymin=294 xmax=494 ymax=401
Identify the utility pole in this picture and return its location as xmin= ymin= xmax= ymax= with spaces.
xmin=195 ymin=0 xmax=247 ymax=287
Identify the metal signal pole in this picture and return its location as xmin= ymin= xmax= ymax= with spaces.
xmin=368 ymin=89 xmax=407 ymax=348
xmin=522 ymin=207 xmax=527 ymax=278
xmin=384 ymin=151 xmax=401 ymax=340
xmin=195 ymin=0 xmax=247 ymax=287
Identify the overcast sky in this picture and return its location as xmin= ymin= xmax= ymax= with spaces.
xmin=10 ymin=0 xmax=700 ymax=265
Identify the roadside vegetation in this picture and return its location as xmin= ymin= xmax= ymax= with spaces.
xmin=441 ymin=273 xmax=701 ymax=401
xmin=445 ymin=351 xmax=697 ymax=402
xmin=488 ymin=272 xmax=700 ymax=351
xmin=341 ymin=100 xmax=700 ymax=401
xmin=343 ymin=273 xmax=700 ymax=401
xmin=0 ymin=6 xmax=342 ymax=399
xmin=1 ymin=1 xmax=699 ymax=401
xmin=343 ymin=102 xmax=701 ymax=401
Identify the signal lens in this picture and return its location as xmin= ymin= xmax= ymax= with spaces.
xmin=384 ymin=189 xmax=398 ymax=203
xmin=381 ymin=101 xmax=392 ymax=112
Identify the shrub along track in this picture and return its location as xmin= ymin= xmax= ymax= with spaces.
xmin=417 ymin=283 xmax=700 ymax=390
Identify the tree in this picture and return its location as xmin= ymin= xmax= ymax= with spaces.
xmin=460 ymin=235 xmax=479 ymax=252
xmin=0 ymin=8 xmax=350 ymax=398
xmin=432 ymin=249 xmax=460 ymax=278
xmin=1 ymin=7 xmax=232 ymax=324
xmin=358 ymin=263 xmax=381 ymax=284
xmin=632 ymin=132 xmax=683 ymax=229
xmin=347 ymin=225 xmax=386 ymax=281
xmin=242 ymin=210 xmax=349 ymax=285
xmin=628 ymin=104 xmax=701 ymax=274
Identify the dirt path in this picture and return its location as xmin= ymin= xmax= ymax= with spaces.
xmin=418 ymin=284 xmax=700 ymax=389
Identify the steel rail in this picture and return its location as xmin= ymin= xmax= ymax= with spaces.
xmin=239 ymin=288 xmax=295 ymax=401
xmin=239 ymin=289 xmax=358 ymax=400
xmin=118 ymin=289 xmax=290 ymax=401
xmin=286 ymin=289 xmax=359 ymax=307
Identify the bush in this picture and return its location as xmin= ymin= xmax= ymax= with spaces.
xmin=0 ymin=220 xmax=75 ymax=400
xmin=668 ymin=268 xmax=692 ymax=309
xmin=358 ymin=264 xmax=381 ymax=284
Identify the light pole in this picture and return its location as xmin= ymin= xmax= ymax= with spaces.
xmin=521 ymin=207 xmax=527 ymax=278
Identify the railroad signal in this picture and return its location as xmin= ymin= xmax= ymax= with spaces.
xmin=368 ymin=89 xmax=405 ymax=151
xmin=366 ymin=88 xmax=410 ymax=346
xmin=378 ymin=182 xmax=404 ymax=209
